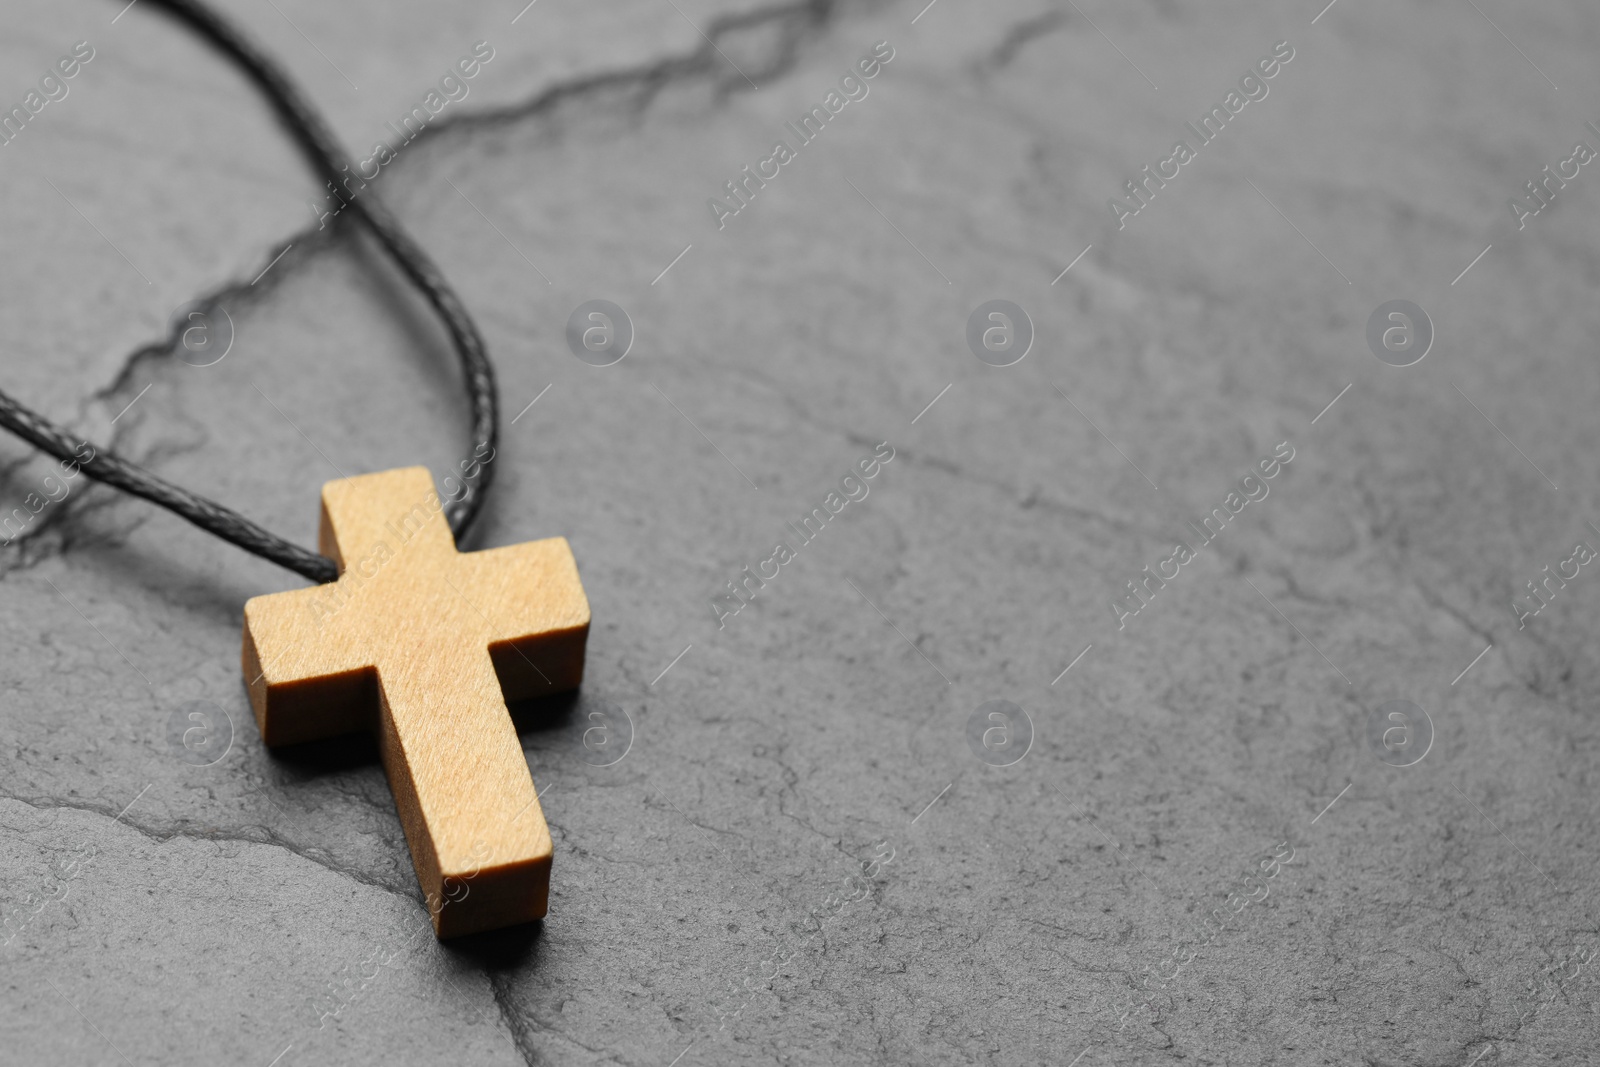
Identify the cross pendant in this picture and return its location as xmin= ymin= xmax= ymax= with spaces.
xmin=241 ymin=467 xmax=590 ymax=938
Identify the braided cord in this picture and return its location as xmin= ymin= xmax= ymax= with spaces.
xmin=0 ymin=0 xmax=499 ymax=583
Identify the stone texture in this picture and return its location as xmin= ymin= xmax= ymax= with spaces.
xmin=2 ymin=0 xmax=1599 ymax=1064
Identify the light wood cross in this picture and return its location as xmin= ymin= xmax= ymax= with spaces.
xmin=241 ymin=467 xmax=589 ymax=938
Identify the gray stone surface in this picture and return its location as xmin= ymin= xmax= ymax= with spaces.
xmin=3 ymin=0 xmax=1599 ymax=1063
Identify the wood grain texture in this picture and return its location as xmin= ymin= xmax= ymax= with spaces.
xmin=240 ymin=466 xmax=589 ymax=938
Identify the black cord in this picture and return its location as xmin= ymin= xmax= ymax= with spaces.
xmin=0 ymin=0 xmax=500 ymax=584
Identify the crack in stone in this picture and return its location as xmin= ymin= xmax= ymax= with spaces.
xmin=0 ymin=790 xmax=414 ymax=901
xmin=0 ymin=0 xmax=842 ymax=586
xmin=883 ymin=439 xmax=1164 ymax=544
xmin=0 ymin=0 xmax=883 ymax=1044
xmin=979 ymin=9 xmax=1068 ymax=73
xmin=1409 ymin=577 xmax=1497 ymax=651
xmin=706 ymin=356 xmax=1166 ymax=546
xmin=489 ymin=971 xmax=542 ymax=1067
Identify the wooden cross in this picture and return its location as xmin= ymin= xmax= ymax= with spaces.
xmin=240 ymin=467 xmax=589 ymax=938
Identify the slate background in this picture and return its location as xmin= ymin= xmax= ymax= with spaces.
xmin=2 ymin=0 xmax=1598 ymax=1064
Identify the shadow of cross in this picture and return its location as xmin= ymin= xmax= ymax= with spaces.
xmin=240 ymin=466 xmax=589 ymax=939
